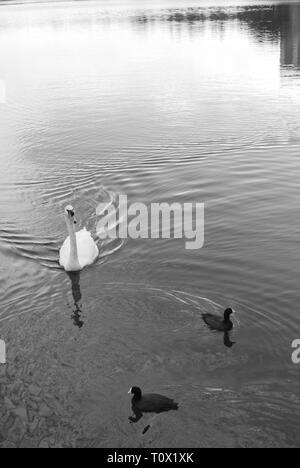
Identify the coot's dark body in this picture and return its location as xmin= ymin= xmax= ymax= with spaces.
xmin=129 ymin=387 xmax=179 ymax=423
xmin=133 ymin=393 xmax=179 ymax=414
xmin=202 ymin=308 xmax=234 ymax=332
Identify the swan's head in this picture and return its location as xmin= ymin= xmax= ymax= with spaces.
xmin=64 ymin=205 xmax=77 ymax=225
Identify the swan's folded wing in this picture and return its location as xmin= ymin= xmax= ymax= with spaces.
xmin=59 ymin=236 xmax=71 ymax=268
xmin=76 ymin=228 xmax=99 ymax=268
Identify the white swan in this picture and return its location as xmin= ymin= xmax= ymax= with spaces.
xmin=59 ymin=205 xmax=99 ymax=272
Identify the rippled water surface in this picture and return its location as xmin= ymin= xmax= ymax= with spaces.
xmin=0 ymin=0 xmax=300 ymax=448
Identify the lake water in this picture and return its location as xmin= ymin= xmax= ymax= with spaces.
xmin=0 ymin=0 xmax=300 ymax=448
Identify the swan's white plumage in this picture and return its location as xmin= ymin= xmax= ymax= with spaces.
xmin=59 ymin=227 xmax=99 ymax=271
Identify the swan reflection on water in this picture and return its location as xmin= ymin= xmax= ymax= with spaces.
xmin=67 ymin=271 xmax=84 ymax=328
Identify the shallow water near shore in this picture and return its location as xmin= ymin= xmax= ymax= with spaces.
xmin=0 ymin=0 xmax=300 ymax=448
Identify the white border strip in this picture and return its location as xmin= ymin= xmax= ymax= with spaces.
xmin=0 ymin=80 xmax=6 ymax=104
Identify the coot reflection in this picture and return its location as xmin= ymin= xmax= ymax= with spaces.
xmin=223 ymin=331 xmax=236 ymax=349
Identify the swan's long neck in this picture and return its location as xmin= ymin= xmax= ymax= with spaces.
xmin=66 ymin=219 xmax=80 ymax=269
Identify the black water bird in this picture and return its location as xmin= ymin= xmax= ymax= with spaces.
xmin=202 ymin=308 xmax=234 ymax=332
xmin=128 ymin=387 xmax=179 ymax=424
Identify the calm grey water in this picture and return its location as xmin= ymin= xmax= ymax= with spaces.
xmin=0 ymin=0 xmax=300 ymax=448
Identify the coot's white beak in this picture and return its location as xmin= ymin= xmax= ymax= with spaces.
xmin=128 ymin=388 xmax=132 ymax=394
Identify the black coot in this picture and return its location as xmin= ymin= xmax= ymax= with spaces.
xmin=202 ymin=308 xmax=234 ymax=332
xmin=128 ymin=387 xmax=179 ymax=424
